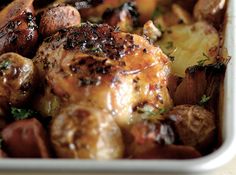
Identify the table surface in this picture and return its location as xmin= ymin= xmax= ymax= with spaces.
xmin=0 ymin=156 xmax=235 ymax=175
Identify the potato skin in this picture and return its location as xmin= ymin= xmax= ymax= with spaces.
xmin=0 ymin=0 xmax=38 ymax=57
xmin=167 ymin=105 xmax=216 ymax=151
xmin=39 ymin=5 xmax=81 ymax=37
xmin=0 ymin=53 xmax=37 ymax=106
xmin=51 ymin=105 xmax=124 ymax=159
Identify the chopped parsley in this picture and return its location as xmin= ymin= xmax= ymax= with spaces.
xmin=152 ymin=6 xmax=164 ymax=19
xmin=11 ymin=107 xmax=37 ymax=120
xmin=199 ymin=95 xmax=211 ymax=106
xmin=137 ymin=106 xmax=166 ymax=116
xmin=197 ymin=53 xmax=210 ymax=66
xmin=203 ymin=52 xmax=211 ymax=60
xmin=0 ymin=60 xmax=11 ymax=70
xmin=166 ymin=41 xmax=174 ymax=50
xmin=156 ymin=23 xmax=163 ymax=32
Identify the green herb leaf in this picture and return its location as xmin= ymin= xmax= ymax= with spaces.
xmin=199 ymin=95 xmax=211 ymax=106
xmin=158 ymin=108 xmax=166 ymax=115
xmin=166 ymin=41 xmax=174 ymax=50
xmin=11 ymin=107 xmax=37 ymax=120
xmin=0 ymin=60 xmax=11 ymax=70
xmin=156 ymin=23 xmax=163 ymax=32
xmin=197 ymin=53 xmax=210 ymax=66
xmin=203 ymin=52 xmax=211 ymax=60
xmin=152 ymin=6 xmax=163 ymax=19
xmin=137 ymin=106 xmax=166 ymax=116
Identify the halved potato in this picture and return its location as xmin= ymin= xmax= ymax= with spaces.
xmin=157 ymin=22 xmax=219 ymax=77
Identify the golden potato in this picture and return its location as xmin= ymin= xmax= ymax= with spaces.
xmin=0 ymin=53 xmax=37 ymax=106
xmin=157 ymin=22 xmax=219 ymax=77
xmin=51 ymin=105 xmax=124 ymax=159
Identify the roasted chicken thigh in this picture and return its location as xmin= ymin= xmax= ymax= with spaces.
xmin=34 ymin=23 xmax=172 ymax=127
xmin=34 ymin=23 xmax=173 ymax=158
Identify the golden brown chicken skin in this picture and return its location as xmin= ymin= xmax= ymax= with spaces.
xmin=34 ymin=23 xmax=172 ymax=127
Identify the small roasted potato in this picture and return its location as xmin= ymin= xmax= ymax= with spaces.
xmin=102 ymin=2 xmax=139 ymax=32
xmin=194 ymin=0 xmax=226 ymax=27
xmin=2 ymin=118 xmax=50 ymax=158
xmin=51 ymin=105 xmax=124 ymax=159
xmin=0 ymin=53 xmax=37 ymax=106
xmin=157 ymin=22 xmax=219 ymax=77
xmin=0 ymin=0 xmax=38 ymax=57
xmin=167 ymin=105 xmax=216 ymax=151
xmin=130 ymin=121 xmax=175 ymax=145
xmin=128 ymin=121 xmax=201 ymax=159
xmin=39 ymin=5 xmax=81 ymax=38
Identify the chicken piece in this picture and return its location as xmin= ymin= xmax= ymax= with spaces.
xmin=51 ymin=104 xmax=124 ymax=159
xmin=34 ymin=23 xmax=172 ymax=128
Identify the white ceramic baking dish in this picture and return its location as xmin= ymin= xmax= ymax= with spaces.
xmin=0 ymin=0 xmax=235 ymax=174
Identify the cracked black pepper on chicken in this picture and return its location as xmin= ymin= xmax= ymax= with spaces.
xmin=0 ymin=0 xmax=229 ymax=159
